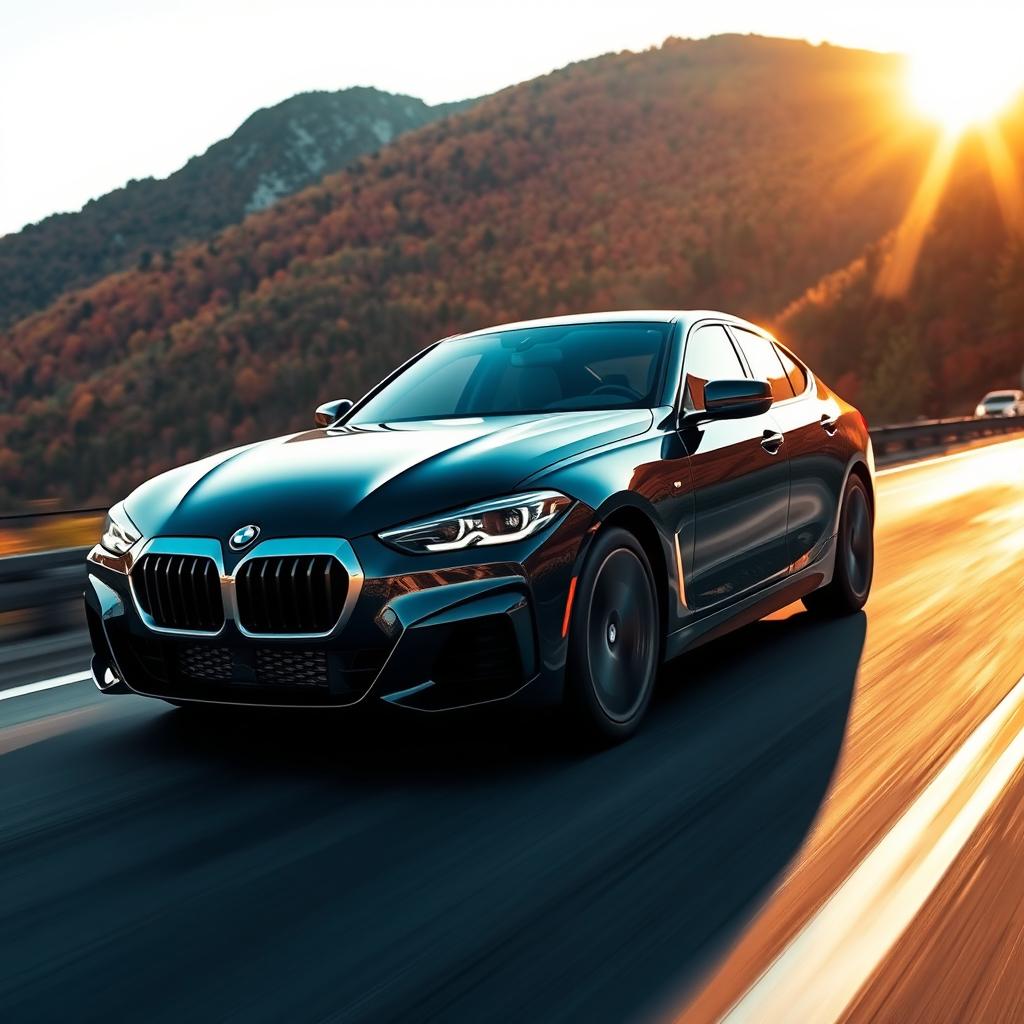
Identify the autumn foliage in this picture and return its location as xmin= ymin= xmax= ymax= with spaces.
xmin=2 ymin=35 xmax=992 ymax=512
xmin=0 ymin=88 xmax=470 ymax=330
xmin=779 ymin=102 xmax=1024 ymax=422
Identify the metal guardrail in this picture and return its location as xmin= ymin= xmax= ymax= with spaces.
xmin=869 ymin=414 xmax=1024 ymax=459
xmin=0 ymin=546 xmax=90 ymax=624
xmin=2 ymin=415 xmax=1023 ymax=625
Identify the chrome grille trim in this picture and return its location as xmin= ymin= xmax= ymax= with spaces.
xmin=230 ymin=538 xmax=363 ymax=640
xmin=128 ymin=537 xmax=364 ymax=639
xmin=129 ymin=538 xmax=226 ymax=637
xmin=235 ymin=555 xmax=347 ymax=635
xmin=134 ymin=552 xmax=225 ymax=633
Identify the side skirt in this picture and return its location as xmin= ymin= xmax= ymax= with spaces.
xmin=664 ymin=534 xmax=838 ymax=662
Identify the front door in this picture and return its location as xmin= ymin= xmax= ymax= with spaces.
xmin=679 ymin=324 xmax=791 ymax=609
xmin=729 ymin=328 xmax=845 ymax=571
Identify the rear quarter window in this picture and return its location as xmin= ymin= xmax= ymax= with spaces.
xmin=774 ymin=344 xmax=808 ymax=396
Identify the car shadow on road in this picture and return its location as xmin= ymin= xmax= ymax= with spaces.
xmin=110 ymin=605 xmax=865 ymax=1010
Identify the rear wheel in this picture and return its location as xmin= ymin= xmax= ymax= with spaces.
xmin=564 ymin=527 xmax=660 ymax=743
xmin=803 ymin=473 xmax=873 ymax=616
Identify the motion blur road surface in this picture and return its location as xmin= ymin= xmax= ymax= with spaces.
xmin=2 ymin=439 xmax=1023 ymax=1023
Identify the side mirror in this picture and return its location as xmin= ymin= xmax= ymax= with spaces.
xmin=314 ymin=398 xmax=353 ymax=428
xmin=699 ymin=379 xmax=772 ymax=420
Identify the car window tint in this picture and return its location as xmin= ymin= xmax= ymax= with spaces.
xmin=732 ymin=328 xmax=795 ymax=402
xmin=774 ymin=344 xmax=808 ymax=396
xmin=681 ymin=325 xmax=745 ymax=411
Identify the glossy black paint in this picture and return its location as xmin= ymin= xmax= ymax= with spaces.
xmin=85 ymin=310 xmax=873 ymax=716
xmin=699 ymin=378 xmax=773 ymax=419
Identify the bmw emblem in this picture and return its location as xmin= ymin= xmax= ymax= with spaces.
xmin=229 ymin=524 xmax=260 ymax=550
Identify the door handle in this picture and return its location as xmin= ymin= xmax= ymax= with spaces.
xmin=761 ymin=429 xmax=784 ymax=455
xmin=820 ymin=413 xmax=839 ymax=436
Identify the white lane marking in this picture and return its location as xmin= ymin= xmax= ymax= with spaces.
xmin=0 ymin=670 xmax=92 ymax=702
xmin=877 ymin=435 xmax=1024 ymax=477
xmin=721 ymin=674 xmax=1024 ymax=1023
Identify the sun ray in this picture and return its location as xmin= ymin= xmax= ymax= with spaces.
xmin=980 ymin=122 xmax=1024 ymax=236
xmin=875 ymin=131 xmax=959 ymax=298
xmin=829 ymin=121 xmax=934 ymax=203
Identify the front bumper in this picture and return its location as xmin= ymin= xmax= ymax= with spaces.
xmin=84 ymin=505 xmax=592 ymax=712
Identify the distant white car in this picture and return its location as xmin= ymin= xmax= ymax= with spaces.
xmin=975 ymin=389 xmax=1024 ymax=417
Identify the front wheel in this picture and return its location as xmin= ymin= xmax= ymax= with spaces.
xmin=803 ymin=473 xmax=874 ymax=616
xmin=563 ymin=527 xmax=660 ymax=743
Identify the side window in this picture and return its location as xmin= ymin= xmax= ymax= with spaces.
xmin=732 ymin=328 xmax=794 ymax=402
xmin=774 ymin=344 xmax=808 ymax=396
xmin=681 ymin=324 xmax=745 ymax=411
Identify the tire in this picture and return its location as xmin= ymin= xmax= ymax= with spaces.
xmin=803 ymin=473 xmax=874 ymax=616
xmin=563 ymin=527 xmax=660 ymax=743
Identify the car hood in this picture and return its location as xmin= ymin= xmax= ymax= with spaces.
xmin=125 ymin=409 xmax=652 ymax=542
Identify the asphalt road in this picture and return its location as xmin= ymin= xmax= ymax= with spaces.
xmin=2 ymin=439 xmax=1023 ymax=1023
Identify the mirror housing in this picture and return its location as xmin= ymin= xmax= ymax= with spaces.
xmin=314 ymin=398 xmax=353 ymax=428
xmin=693 ymin=379 xmax=772 ymax=421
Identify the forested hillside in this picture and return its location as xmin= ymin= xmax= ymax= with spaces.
xmin=779 ymin=98 xmax=1024 ymax=422
xmin=0 ymin=88 xmax=472 ymax=328
xmin=1 ymin=35 xmax=943 ymax=510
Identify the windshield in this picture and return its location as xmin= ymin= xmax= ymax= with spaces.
xmin=983 ymin=392 xmax=1016 ymax=405
xmin=350 ymin=322 xmax=672 ymax=424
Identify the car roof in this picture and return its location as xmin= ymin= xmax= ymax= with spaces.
xmin=983 ymin=389 xmax=1022 ymax=398
xmin=453 ymin=309 xmax=770 ymax=339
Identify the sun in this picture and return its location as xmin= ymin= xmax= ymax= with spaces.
xmin=878 ymin=20 xmax=1024 ymax=299
xmin=907 ymin=30 xmax=1024 ymax=132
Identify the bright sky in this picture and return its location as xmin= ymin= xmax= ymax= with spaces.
xmin=1 ymin=0 xmax=1021 ymax=238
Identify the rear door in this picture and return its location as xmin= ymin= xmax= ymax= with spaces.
xmin=730 ymin=327 xmax=844 ymax=570
xmin=680 ymin=323 xmax=791 ymax=609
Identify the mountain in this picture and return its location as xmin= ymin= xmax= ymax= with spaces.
xmin=0 ymin=35 xmax=943 ymax=511
xmin=777 ymin=100 xmax=1024 ymax=422
xmin=0 ymin=87 xmax=473 ymax=328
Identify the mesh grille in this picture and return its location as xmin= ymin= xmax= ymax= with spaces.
xmin=177 ymin=645 xmax=329 ymax=689
xmin=108 ymin=620 xmax=389 ymax=707
xmin=179 ymin=645 xmax=233 ymax=681
xmin=133 ymin=553 xmax=224 ymax=632
xmin=255 ymin=649 xmax=329 ymax=688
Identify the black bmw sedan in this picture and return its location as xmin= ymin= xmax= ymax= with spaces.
xmin=85 ymin=311 xmax=874 ymax=740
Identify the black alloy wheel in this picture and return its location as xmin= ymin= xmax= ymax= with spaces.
xmin=564 ymin=527 xmax=660 ymax=742
xmin=803 ymin=473 xmax=874 ymax=616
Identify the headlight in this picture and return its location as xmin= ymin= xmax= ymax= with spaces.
xmin=100 ymin=501 xmax=142 ymax=555
xmin=380 ymin=491 xmax=572 ymax=553
xmin=975 ymin=404 xmax=987 ymax=417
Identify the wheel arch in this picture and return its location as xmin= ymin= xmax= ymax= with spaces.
xmin=845 ymin=457 xmax=875 ymax=522
xmin=592 ymin=502 xmax=670 ymax=644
